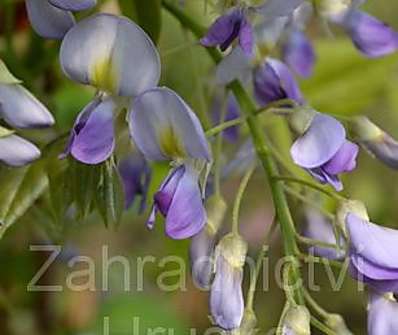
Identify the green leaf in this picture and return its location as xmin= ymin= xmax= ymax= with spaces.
xmin=0 ymin=59 xmax=22 ymax=84
xmin=95 ymin=159 xmax=125 ymax=228
xmin=119 ymin=0 xmax=162 ymax=45
xmin=0 ymin=161 xmax=48 ymax=239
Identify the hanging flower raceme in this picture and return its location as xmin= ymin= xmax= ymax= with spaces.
xmin=118 ymin=153 xmax=151 ymax=213
xmin=129 ymin=87 xmax=211 ymax=239
xmin=190 ymin=195 xmax=227 ymax=289
xmin=346 ymin=211 xmax=398 ymax=293
xmin=25 ymin=0 xmax=96 ymax=39
xmin=367 ymin=291 xmax=398 ymax=335
xmin=352 ymin=116 xmax=398 ymax=169
xmin=254 ymin=57 xmax=304 ymax=107
xmin=320 ymin=0 xmax=398 ymax=58
xmin=0 ymin=60 xmax=54 ymax=166
xmin=290 ymin=109 xmax=359 ymax=191
xmin=201 ymin=6 xmax=254 ymax=56
xmin=210 ymin=233 xmax=247 ymax=330
xmin=59 ymin=13 xmax=161 ymax=164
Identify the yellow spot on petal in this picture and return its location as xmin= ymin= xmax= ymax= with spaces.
xmin=158 ymin=126 xmax=186 ymax=159
xmin=91 ymin=56 xmax=118 ymax=94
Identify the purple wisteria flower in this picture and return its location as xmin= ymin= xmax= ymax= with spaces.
xmin=0 ymin=61 xmax=54 ymax=166
xmin=25 ymin=0 xmax=96 ymax=39
xmin=118 ymin=153 xmax=151 ymax=212
xmin=342 ymin=9 xmax=398 ymax=58
xmin=129 ymin=87 xmax=211 ymax=239
xmin=353 ymin=117 xmax=398 ymax=169
xmin=60 ymin=14 xmax=161 ymax=165
xmin=254 ymin=57 xmax=304 ymax=106
xmin=290 ymin=112 xmax=359 ymax=191
xmin=303 ymin=207 xmax=345 ymax=260
xmin=346 ymin=213 xmax=398 ymax=293
xmin=368 ymin=291 xmax=398 ymax=335
xmin=210 ymin=233 xmax=247 ymax=330
xmin=201 ymin=7 xmax=254 ymax=56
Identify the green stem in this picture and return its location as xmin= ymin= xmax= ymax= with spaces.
xmin=162 ymin=0 xmax=304 ymax=304
xmin=296 ymin=234 xmax=340 ymax=251
xmin=232 ymin=165 xmax=254 ymax=234
xmin=206 ymin=117 xmax=243 ymax=137
xmin=311 ymin=316 xmax=337 ymax=335
xmin=304 ymin=289 xmax=329 ymax=319
xmin=213 ymin=93 xmax=227 ymax=197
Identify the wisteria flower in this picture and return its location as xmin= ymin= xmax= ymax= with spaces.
xmin=367 ymin=291 xmax=398 ymax=335
xmin=210 ymin=233 xmax=247 ymax=330
xmin=201 ymin=7 xmax=254 ymax=56
xmin=60 ymin=14 xmax=161 ymax=164
xmin=25 ymin=0 xmax=96 ymax=39
xmin=254 ymin=57 xmax=304 ymax=106
xmin=346 ymin=213 xmax=398 ymax=293
xmin=290 ymin=112 xmax=359 ymax=191
xmin=0 ymin=61 xmax=54 ymax=166
xmin=129 ymin=87 xmax=211 ymax=239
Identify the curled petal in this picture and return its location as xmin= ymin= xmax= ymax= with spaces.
xmin=165 ymin=166 xmax=206 ymax=239
xmin=0 ymin=84 xmax=54 ymax=129
xmin=291 ymin=113 xmax=346 ymax=168
xmin=60 ymin=14 xmax=161 ymax=96
xmin=68 ymin=98 xmax=115 ymax=164
xmin=307 ymin=167 xmax=343 ymax=191
xmin=48 ymin=0 xmax=96 ymax=11
xmin=282 ymin=30 xmax=316 ymax=78
xmin=347 ymin=213 xmax=398 ymax=270
xmin=129 ymin=87 xmax=211 ymax=161
xmin=343 ymin=10 xmax=398 ymax=57
xmin=25 ymin=0 xmax=75 ymax=39
xmin=368 ymin=292 xmax=398 ymax=335
xmin=323 ymin=140 xmax=359 ymax=175
xmin=0 ymin=134 xmax=40 ymax=167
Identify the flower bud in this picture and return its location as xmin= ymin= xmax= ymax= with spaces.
xmin=210 ymin=233 xmax=248 ymax=330
xmin=235 ymin=309 xmax=258 ymax=335
xmin=282 ymin=305 xmax=311 ymax=335
xmin=190 ymin=195 xmax=227 ymax=289
xmin=288 ymin=107 xmax=316 ymax=135
xmin=325 ymin=314 xmax=353 ymax=334
xmin=352 ymin=116 xmax=398 ymax=169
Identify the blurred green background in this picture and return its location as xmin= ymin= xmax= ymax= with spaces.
xmin=1 ymin=0 xmax=398 ymax=334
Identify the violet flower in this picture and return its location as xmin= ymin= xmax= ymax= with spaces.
xmin=201 ymin=7 xmax=254 ymax=56
xmin=210 ymin=233 xmax=247 ymax=330
xmin=346 ymin=213 xmax=398 ymax=293
xmin=368 ymin=291 xmax=398 ymax=335
xmin=118 ymin=153 xmax=151 ymax=212
xmin=254 ymin=57 xmax=304 ymax=107
xmin=129 ymin=87 xmax=211 ymax=239
xmin=25 ymin=0 xmax=96 ymax=39
xmin=0 ymin=61 xmax=54 ymax=166
xmin=60 ymin=14 xmax=161 ymax=165
xmin=290 ymin=112 xmax=359 ymax=191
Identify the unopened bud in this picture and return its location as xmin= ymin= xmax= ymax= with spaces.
xmin=234 ymin=309 xmax=258 ymax=335
xmin=283 ymin=305 xmax=311 ymax=335
xmin=336 ymin=199 xmax=369 ymax=233
xmin=325 ymin=314 xmax=353 ymax=335
xmin=352 ymin=116 xmax=398 ymax=169
xmin=288 ymin=107 xmax=316 ymax=135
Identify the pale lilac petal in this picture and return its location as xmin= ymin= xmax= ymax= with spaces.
xmin=165 ymin=166 xmax=206 ymax=239
xmin=60 ymin=14 xmax=160 ymax=96
xmin=216 ymin=46 xmax=252 ymax=85
xmin=238 ymin=19 xmax=254 ymax=56
xmin=364 ymin=133 xmax=398 ymax=169
xmin=0 ymin=134 xmax=40 ymax=167
xmin=291 ymin=113 xmax=346 ymax=168
xmin=307 ymin=167 xmax=343 ymax=191
xmin=283 ymin=30 xmax=316 ymax=78
xmin=343 ymin=10 xmax=398 ymax=57
xmin=210 ymin=254 xmax=244 ymax=330
xmin=25 ymin=0 xmax=75 ymax=39
xmin=347 ymin=213 xmax=398 ymax=270
xmin=48 ymin=0 xmax=96 ymax=11
xmin=70 ymin=98 xmax=115 ymax=164
xmin=129 ymin=87 xmax=211 ymax=162
xmin=0 ymin=84 xmax=54 ymax=129
xmin=368 ymin=292 xmax=398 ymax=335
xmin=323 ymin=141 xmax=359 ymax=175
